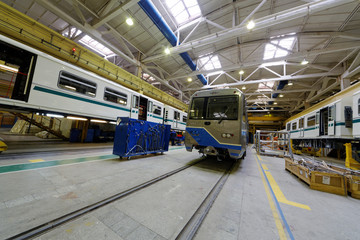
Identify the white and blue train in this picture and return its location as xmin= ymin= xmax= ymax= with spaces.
xmin=0 ymin=34 xmax=187 ymax=130
xmin=285 ymin=81 xmax=360 ymax=152
xmin=185 ymin=88 xmax=248 ymax=160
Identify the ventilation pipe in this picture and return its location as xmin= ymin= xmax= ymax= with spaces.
xmin=138 ymin=0 xmax=207 ymax=85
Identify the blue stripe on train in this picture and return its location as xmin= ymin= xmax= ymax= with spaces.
xmin=186 ymin=127 xmax=242 ymax=150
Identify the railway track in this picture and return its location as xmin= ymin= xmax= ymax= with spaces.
xmin=6 ymin=157 xmax=237 ymax=240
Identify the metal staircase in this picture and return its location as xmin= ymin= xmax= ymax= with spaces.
xmin=11 ymin=112 xmax=69 ymax=140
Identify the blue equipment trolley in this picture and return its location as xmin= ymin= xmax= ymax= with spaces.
xmin=113 ymin=117 xmax=171 ymax=158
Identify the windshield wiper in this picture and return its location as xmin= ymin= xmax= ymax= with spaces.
xmin=218 ymin=106 xmax=230 ymax=124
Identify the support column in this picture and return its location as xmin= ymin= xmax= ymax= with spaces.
xmin=340 ymin=76 xmax=350 ymax=90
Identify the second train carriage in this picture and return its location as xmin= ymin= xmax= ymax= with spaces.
xmin=164 ymin=105 xmax=187 ymax=131
xmin=185 ymin=88 xmax=248 ymax=160
xmin=285 ymin=81 xmax=360 ymax=152
xmin=0 ymin=34 xmax=186 ymax=130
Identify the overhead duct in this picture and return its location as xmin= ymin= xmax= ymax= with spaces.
xmin=138 ymin=0 xmax=207 ymax=85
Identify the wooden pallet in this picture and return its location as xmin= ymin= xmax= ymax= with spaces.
xmin=285 ymin=157 xmax=347 ymax=196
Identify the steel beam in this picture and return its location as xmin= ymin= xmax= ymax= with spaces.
xmin=143 ymin=0 xmax=356 ymax=62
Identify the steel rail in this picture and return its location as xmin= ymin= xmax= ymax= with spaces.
xmin=175 ymin=160 xmax=237 ymax=240
xmin=6 ymin=157 xmax=205 ymax=240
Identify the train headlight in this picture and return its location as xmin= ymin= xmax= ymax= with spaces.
xmin=222 ymin=133 xmax=233 ymax=138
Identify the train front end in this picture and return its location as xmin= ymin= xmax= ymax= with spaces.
xmin=185 ymin=88 xmax=247 ymax=160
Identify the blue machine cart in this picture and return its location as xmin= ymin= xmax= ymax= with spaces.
xmin=113 ymin=117 xmax=171 ymax=158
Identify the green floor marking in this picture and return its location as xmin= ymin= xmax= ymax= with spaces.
xmin=0 ymin=147 xmax=185 ymax=174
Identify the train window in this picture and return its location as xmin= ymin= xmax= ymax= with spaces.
xmin=174 ymin=111 xmax=180 ymax=120
xmin=315 ymin=112 xmax=319 ymax=125
xmin=299 ymin=118 xmax=304 ymax=128
xmin=153 ymin=104 xmax=162 ymax=115
xmin=292 ymin=122 xmax=297 ymax=130
xmin=103 ymin=87 xmax=127 ymax=105
xmin=286 ymin=123 xmax=290 ymax=131
xmin=307 ymin=115 xmax=315 ymax=127
xmin=189 ymin=97 xmax=205 ymax=119
xmin=206 ymin=96 xmax=238 ymax=120
xmin=183 ymin=115 xmax=187 ymax=122
xmin=132 ymin=95 xmax=139 ymax=108
xmin=58 ymin=71 xmax=96 ymax=97
xmin=345 ymin=106 xmax=352 ymax=128
xmin=329 ymin=105 xmax=335 ymax=121
xmin=148 ymin=101 xmax=153 ymax=113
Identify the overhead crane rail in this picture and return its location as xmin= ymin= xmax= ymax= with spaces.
xmin=0 ymin=2 xmax=187 ymax=111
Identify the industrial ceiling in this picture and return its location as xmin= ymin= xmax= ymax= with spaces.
xmin=2 ymin=0 xmax=360 ymax=121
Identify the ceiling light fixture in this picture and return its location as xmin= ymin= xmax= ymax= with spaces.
xmin=0 ymin=63 xmax=19 ymax=73
xmin=274 ymin=102 xmax=278 ymax=105
xmin=67 ymin=116 xmax=88 ymax=121
xmin=288 ymin=81 xmax=293 ymax=86
xmin=247 ymin=20 xmax=255 ymax=30
xmin=239 ymin=70 xmax=244 ymax=75
xmin=279 ymin=94 xmax=284 ymax=97
xmin=187 ymin=77 xmax=192 ymax=82
xmin=46 ymin=113 xmax=64 ymax=118
xmin=90 ymin=119 xmax=107 ymax=123
xmin=126 ymin=17 xmax=134 ymax=26
xmin=164 ymin=47 xmax=170 ymax=54
xmin=242 ymin=86 xmax=246 ymax=90
xmin=301 ymin=59 xmax=309 ymax=65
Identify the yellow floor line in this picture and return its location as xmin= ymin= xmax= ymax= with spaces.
xmin=260 ymin=156 xmax=311 ymax=211
xmin=29 ymin=159 xmax=45 ymax=163
xmin=262 ymin=164 xmax=269 ymax=170
xmin=264 ymin=171 xmax=311 ymax=210
xmin=256 ymin=155 xmax=287 ymax=239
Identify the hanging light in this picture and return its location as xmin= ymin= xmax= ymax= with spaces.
xmin=279 ymin=94 xmax=284 ymax=97
xmin=242 ymin=86 xmax=246 ymax=90
xmin=187 ymin=77 xmax=192 ymax=82
xmin=301 ymin=59 xmax=309 ymax=65
xmin=239 ymin=70 xmax=244 ymax=75
xmin=164 ymin=47 xmax=170 ymax=54
xmin=247 ymin=20 xmax=255 ymax=30
xmin=126 ymin=17 xmax=134 ymax=26
xmin=288 ymin=81 xmax=293 ymax=86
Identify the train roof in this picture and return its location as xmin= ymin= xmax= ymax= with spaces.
xmin=190 ymin=88 xmax=243 ymax=98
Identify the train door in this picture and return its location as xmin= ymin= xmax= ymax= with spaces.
xmin=130 ymin=95 xmax=139 ymax=119
xmin=0 ymin=40 xmax=37 ymax=101
xmin=174 ymin=110 xmax=179 ymax=128
xmin=138 ymin=96 xmax=148 ymax=121
xmin=319 ymin=107 xmax=329 ymax=136
xmin=299 ymin=117 xmax=305 ymax=137
xmin=328 ymin=105 xmax=335 ymax=136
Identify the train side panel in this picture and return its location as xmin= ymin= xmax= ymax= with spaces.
xmin=353 ymin=91 xmax=360 ymax=137
xmin=28 ymin=56 xmax=132 ymax=120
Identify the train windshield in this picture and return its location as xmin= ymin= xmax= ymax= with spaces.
xmin=189 ymin=95 xmax=238 ymax=120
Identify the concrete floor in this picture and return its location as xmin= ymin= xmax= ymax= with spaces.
xmin=0 ymin=142 xmax=359 ymax=239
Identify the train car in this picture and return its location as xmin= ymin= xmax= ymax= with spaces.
xmin=285 ymin=81 xmax=360 ymax=152
xmin=0 ymin=34 xmax=185 ymax=126
xmin=185 ymin=88 xmax=247 ymax=160
xmin=164 ymin=105 xmax=187 ymax=131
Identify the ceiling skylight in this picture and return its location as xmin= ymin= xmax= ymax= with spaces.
xmin=263 ymin=34 xmax=295 ymax=60
xmin=165 ymin=0 xmax=201 ymax=25
xmin=199 ymin=55 xmax=221 ymax=71
xmin=62 ymin=28 xmax=115 ymax=57
xmin=258 ymin=81 xmax=274 ymax=91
